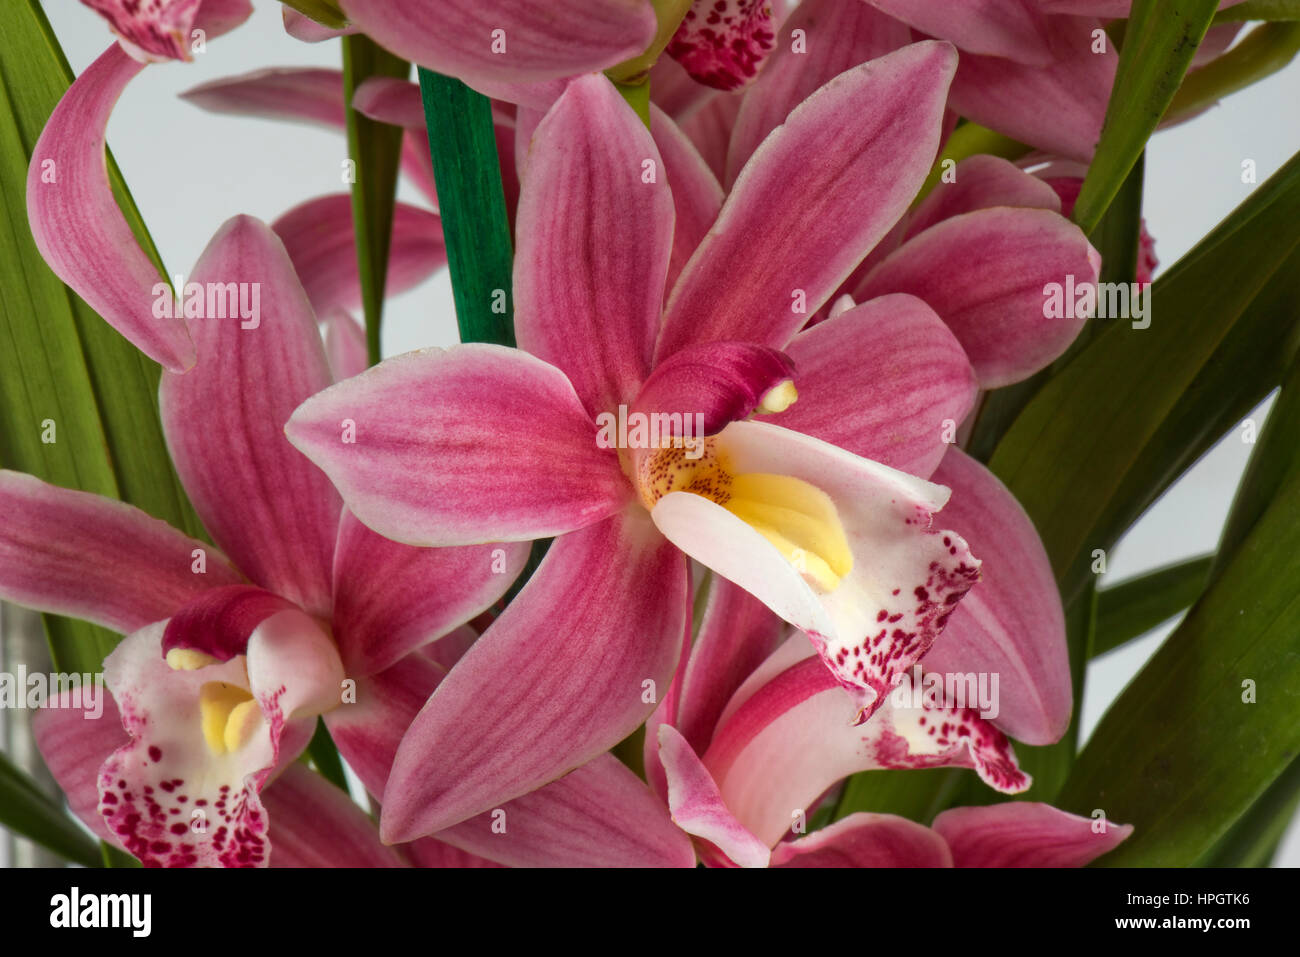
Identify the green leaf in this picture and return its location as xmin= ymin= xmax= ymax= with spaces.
xmin=0 ymin=751 xmax=102 ymax=868
xmin=1072 ymin=0 xmax=1218 ymax=233
xmin=342 ymin=36 xmax=408 ymax=366
xmin=1055 ymin=358 xmax=1300 ymax=865
xmin=1166 ymin=22 xmax=1300 ymax=125
xmin=1199 ymin=751 xmax=1300 ymax=867
xmin=1092 ymin=555 xmax=1214 ymax=657
xmin=1213 ymin=0 xmax=1300 ymax=22
xmin=0 ymin=0 xmax=205 ymax=678
xmin=306 ymin=718 xmax=350 ymax=792
xmin=990 ymin=149 xmax=1300 ymax=609
xmin=418 ymin=70 xmax=516 ymax=347
xmin=832 ymin=768 xmax=968 ymax=825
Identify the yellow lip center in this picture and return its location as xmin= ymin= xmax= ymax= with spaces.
xmin=636 ymin=437 xmax=853 ymax=591
xmin=197 ymin=681 xmax=260 ymax=755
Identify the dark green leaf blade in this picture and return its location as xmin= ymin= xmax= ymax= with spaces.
xmin=0 ymin=751 xmax=102 ymax=868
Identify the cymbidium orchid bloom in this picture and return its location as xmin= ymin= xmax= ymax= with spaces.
xmin=285 ymin=41 xmax=1079 ymax=843
xmin=0 ymin=215 xmax=535 ymax=866
xmin=642 ymin=576 xmax=1128 ymax=867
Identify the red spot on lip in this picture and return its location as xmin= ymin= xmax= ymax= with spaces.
xmin=148 ymin=746 xmax=163 ymax=762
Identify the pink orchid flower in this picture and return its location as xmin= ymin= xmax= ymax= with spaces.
xmin=32 ymin=621 xmax=698 ymax=867
xmin=650 ymin=611 xmax=1129 ymax=866
xmin=282 ymin=41 xmax=1083 ymax=844
xmin=0 ymin=212 xmax=535 ymax=866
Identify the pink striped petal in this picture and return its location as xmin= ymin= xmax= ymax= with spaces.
xmin=676 ymin=576 xmax=787 ymax=753
xmin=931 ymin=803 xmax=1133 ymax=867
xmin=325 ymin=633 xmax=693 ymax=867
xmin=658 ymin=724 xmax=769 ymax=867
xmin=632 ymin=341 xmax=795 ymax=438
xmin=1040 ymin=0 xmax=1246 ymax=13
xmin=948 ymin=16 xmax=1116 ymax=162
xmin=667 ymin=0 xmax=780 ymax=91
xmin=857 ymin=207 xmax=1100 ymax=388
xmin=679 ymin=91 xmax=744 ymax=183
xmin=867 ymin=0 xmax=1053 ymax=64
xmin=338 ymin=0 xmax=658 ymax=86
xmin=905 ymin=154 xmax=1062 ymax=239
xmin=330 ymin=509 xmax=528 ymax=676
xmin=401 ymin=839 xmax=505 ymax=868
xmin=725 ymin=0 xmax=911 ymax=184
xmin=264 ymin=764 xmax=404 ymax=867
xmin=351 ymin=75 xmax=424 ymax=127
xmin=98 ymin=621 xmax=316 ymax=867
xmin=282 ymin=7 xmax=358 ymax=43
xmin=32 ymin=692 xmax=128 ymax=845
xmin=657 ymin=41 xmax=957 ymax=358
xmin=159 ymin=216 xmax=340 ymax=617
xmin=272 ymin=193 xmax=446 ymax=316
xmin=322 ymin=309 xmax=368 ymax=381
xmin=27 ymin=44 xmax=194 ymax=370
xmin=761 ymin=294 xmax=978 ymax=479
xmin=285 ymin=344 xmax=631 ymax=546
xmin=770 ymin=812 xmax=953 ymax=867
xmin=438 ymin=755 xmax=696 ymax=868
xmin=703 ymin=651 xmax=1028 ymax=846
xmin=650 ymin=105 xmax=724 ymax=293
xmin=82 ymin=0 xmax=251 ymax=62
xmin=0 ymin=470 xmax=241 ymax=634
xmin=162 ymin=585 xmax=297 ymax=663
xmin=648 ymin=54 xmax=715 ymax=120
xmin=381 ymin=509 xmax=689 ymax=839
xmin=515 ymin=74 xmax=674 ymax=416
xmin=920 ymin=448 xmax=1071 ymax=745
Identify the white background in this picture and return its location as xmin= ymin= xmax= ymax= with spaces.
xmin=27 ymin=0 xmax=1300 ymax=866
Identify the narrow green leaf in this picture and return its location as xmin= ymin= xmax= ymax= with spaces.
xmin=1073 ymin=0 xmax=1218 ymax=233
xmin=0 ymin=751 xmax=102 ymax=868
xmin=1213 ymin=0 xmax=1300 ymax=22
xmin=990 ymin=150 xmax=1300 ymax=608
xmin=1093 ymin=554 xmax=1214 ymax=657
xmin=612 ymin=78 xmax=652 ymax=129
xmin=1199 ymin=751 xmax=1300 ymax=867
xmin=1 ymin=0 xmax=206 ymax=678
xmin=833 ymin=768 xmax=968 ymax=825
xmin=418 ymin=69 xmax=516 ymax=347
xmin=1166 ymin=22 xmax=1300 ymax=125
xmin=1055 ymin=376 xmax=1300 ymax=864
xmin=342 ymin=36 xmax=408 ymax=366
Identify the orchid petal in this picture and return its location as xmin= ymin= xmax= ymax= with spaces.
xmin=337 ymin=0 xmax=658 ymax=86
xmin=0 ymin=470 xmax=241 ymax=634
xmin=905 ymin=154 xmax=1062 ymax=239
xmin=322 ymin=309 xmax=368 ymax=381
xmin=161 ymin=585 xmax=298 ymax=663
xmin=330 ymin=509 xmax=528 ymax=676
xmin=98 ymin=622 xmax=314 ymax=867
xmin=82 ymin=0 xmax=251 ymax=63
xmin=705 ymin=421 xmax=981 ymax=722
xmin=26 ymin=44 xmax=194 ymax=370
xmin=650 ymin=105 xmax=723 ymax=294
xmin=679 ymin=91 xmax=744 ymax=183
xmin=159 ymin=215 xmax=340 ymax=617
xmin=632 ymin=341 xmax=795 ymax=438
xmin=285 ymin=344 xmax=631 ymax=546
xmin=515 ymin=74 xmax=675 ymax=416
xmin=948 ymin=16 xmax=1116 ymax=162
xmin=32 ymin=691 xmax=128 ymax=845
xmin=931 ymin=802 xmax=1133 ymax=867
xmin=762 ymin=294 xmax=978 ymax=479
xmin=272 ymin=194 xmax=445 ymax=317
xmin=282 ymin=7 xmax=358 ymax=43
xmin=658 ymin=724 xmax=769 ymax=867
xmin=857 ymin=207 xmax=1100 ymax=388
xmin=725 ymin=0 xmax=911 ymax=183
xmin=770 ymin=812 xmax=953 ymax=867
xmin=866 ymin=0 xmax=1053 ymax=65
xmin=657 ymin=41 xmax=957 ymax=358
xmin=667 ymin=0 xmax=779 ymax=91
xmin=264 ymin=764 xmax=404 ymax=867
xmin=381 ymin=509 xmax=688 ymax=839
xmin=703 ymin=650 xmax=1028 ymax=846
xmin=920 ymin=449 xmax=1072 ymax=745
